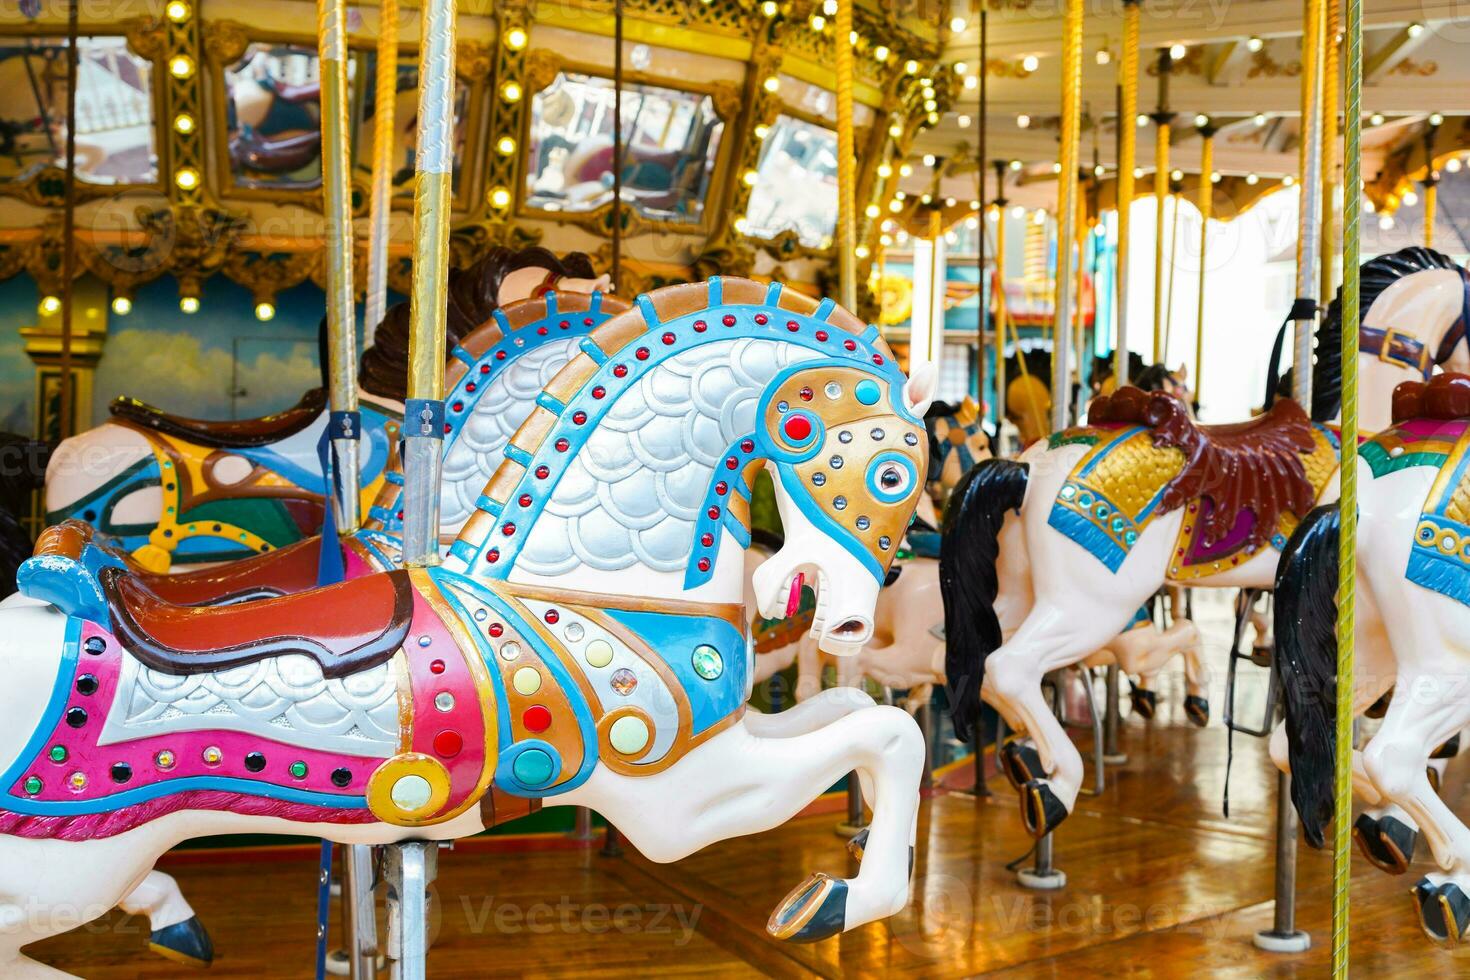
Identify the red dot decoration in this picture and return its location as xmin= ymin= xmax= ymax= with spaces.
xmin=635 ymin=347 xmax=650 ymax=360
xmin=786 ymin=321 xmax=800 ymax=332
xmin=465 ymin=382 xmax=477 ymax=393
xmin=573 ymin=411 xmax=588 ymax=424
xmin=451 ymin=402 xmax=464 ymax=413
xmin=429 ymin=659 xmax=446 ymax=675
xmin=783 ymin=414 xmax=813 ymax=441
xmin=496 ymin=350 xmax=507 ymax=360
xmin=613 ymin=365 xmax=629 ymax=378
xmin=754 ymin=313 xmax=768 ymax=325
xmin=559 ymin=320 xmax=570 ymax=329
xmin=725 ymin=456 xmax=738 ymax=470
xmin=537 ymin=326 xmax=548 ymax=336
xmin=480 ymin=364 xmax=491 ymax=374
xmin=443 ymin=423 xmax=453 ymax=435
xmin=872 ymin=354 xmax=885 ymax=366
xmin=722 ymin=314 xmax=737 ymax=326
xmin=698 ymin=558 xmax=711 ymax=572
xmin=535 ymin=465 xmax=550 ymax=478
xmin=489 ymin=622 xmax=504 ymax=637
xmin=519 ymin=494 xmax=533 ymax=507
xmin=815 ymin=330 xmax=829 ymax=341
xmin=694 ymin=320 xmax=708 ymax=332
xmin=740 ymin=439 xmax=755 ymax=453
xmin=592 ymin=386 xmax=606 ymax=399
xmin=502 ymin=522 xmax=517 ymax=536
xmin=583 ymin=317 xmax=595 ymax=326
xmin=707 ymin=506 xmax=721 ymax=520
xmin=486 ymin=548 xmax=501 ymax=564
xmin=555 ymin=438 xmax=571 ymax=452
xmin=522 ymin=705 xmax=552 ymax=733
xmin=661 ymin=332 xmax=676 ymax=345
xmin=715 ymin=481 xmax=728 ymax=496
xmin=433 ymin=731 xmax=463 ymax=758
xmin=799 ymin=387 xmax=813 ymax=401
xmin=701 ymin=533 xmax=714 ymax=547
xmin=545 ymin=609 xmax=560 ymax=624
xmin=844 ymin=339 xmax=857 ymax=351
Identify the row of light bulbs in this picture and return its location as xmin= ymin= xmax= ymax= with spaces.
xmin=37 ymin=292 xmax=277 ymax=321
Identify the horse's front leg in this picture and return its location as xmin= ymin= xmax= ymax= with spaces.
xmin=117 ymin=871 xmax=214 ymax=967
xmin=568 ymin=705 xmax=925 ymax=941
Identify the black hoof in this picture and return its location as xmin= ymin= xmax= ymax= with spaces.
xmin=846 ymin=828 xmax=868 ymax=861
xmin=1433 ymin=733 xmax=1462 ymax=760
xmin=1129 ymin=686 xmax=1158 ymax=720
xmin=1366 ymin=689 xmax=1393 ymax=719
xmin=767 ymin=872 xmax=849 ymax=942
xmin=1184 ymin=695 xmax=1209 ymax=728
xmin=1000 ymin=737 xmax=1045 ymax=790
xmin=1019 ymin=780 xmax=1069 ymax=840
xmin=149 ymin=916 xmax=214 ymax=968
xmin=1353 ymin=813 xmax=1415 ymax=875
xmin=1249 ymin=643 xmax=1273 ymax=668
xmin=1414 ymin=877 xmax=1470 ymax=945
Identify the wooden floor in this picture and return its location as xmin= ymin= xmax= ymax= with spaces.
xmin=26 ymin=596 xmax=1470 ymax=976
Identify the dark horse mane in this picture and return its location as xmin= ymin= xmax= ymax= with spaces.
xmin=1304 ymin=245 xmax=1460 ymax=423
xmin=357 ymin=246 xmax=597 ymax=401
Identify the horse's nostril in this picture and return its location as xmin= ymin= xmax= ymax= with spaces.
xmin=831 ymin=618 xmax=870 ymax=638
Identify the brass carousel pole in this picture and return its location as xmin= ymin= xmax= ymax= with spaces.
xmin=1257 ymin=0 xmax=1323 ymax=955
xmin=58 ymin=0 xmax=79 ymax=441
xmin=977 ymin=3 xmax=988 ymax=422
xmin=1423 ymin=120 xmax=1440 ymax=249
xmin=385 ymin=0 xmax=456 ymax=972
xmin=319 ymin=0 xmax=362 ymax=533
xmin=364 ymin=0 xmax=399 ymax=336
xmin=1051 ymin=0 xmax=1082 ymax=433
xmin=1320 ymin=0 xmax=1341 ymax=301
xmin=1195 ymin=123 xmax=1214 ymax=407
xmin=1150 ymin=49 xmax=1172 ymax=365
xmin=1114 ymin=0 xmax=1139 ymax=385
xmin=992 ymin=161 xmax=1009 ymax=440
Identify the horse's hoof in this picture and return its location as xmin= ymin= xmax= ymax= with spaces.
xmin=1184 ymin=695 xmax=1209 ymax=728
xmin=1414 ymin=877 xmax=1470 ymax=945
xmin=846 ymin=828 xmax=868 ymax=861
xmin=1429 ymin=765 xmax=1443 ymax=795
xmin=1353 ymin=813 xmax=1414 ymax=875
xmin=1019 ymin=780 xmax=1069 ymax=840
xmin=767 ymin=872 xmax=848 ymax=942
xmin=149 ymin=916 xmax=214 ymax=968
xmin=1000 ymin=737 xmax=1045 ymax=790
xmin=1433 ymin=733 xmax=1462 ymax=760
xmin=1129 ymin=686 xmax=1158 ymax=720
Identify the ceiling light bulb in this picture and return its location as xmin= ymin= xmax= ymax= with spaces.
xmin=1017 ymin=114 xmax=1031 ymax=128
xmin=1095 ymin=47 xmax=1112 ymax=66
xmin=1169 ymin=43 xmax=1187 ymax=60
xmin=1246 ymin=36 xmax=1264 ymax=52
xmin=1021 ymin=55 xmax=1039 ymax=72
xmin=1369 ymin=112 xmax=1385 ymax=126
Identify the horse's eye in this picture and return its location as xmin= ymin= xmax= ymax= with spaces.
xmin=879 ymin=464 xmax=909 ymax=493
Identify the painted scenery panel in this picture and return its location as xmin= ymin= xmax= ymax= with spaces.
xmin=0 ymin=36 xmax=156 ymax=185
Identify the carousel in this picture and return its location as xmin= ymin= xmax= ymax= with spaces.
xmin=0 ymin=0 xmax=1465 ymax=975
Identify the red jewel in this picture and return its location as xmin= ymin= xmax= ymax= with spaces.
xmin=496 ymin=350 xmax=507 ymax=360
xmin=872 ymin=354 xmax=884 ymax=365
xmin=783 ymin=415 xmax=812 ymax=441
xmin=799 ymin=386 xmax=813 ymax=401
xmin=844 ymin=339 xmax=857 ymax=351
xmin=522 ymin=705 xmax=552 ymax=733
xmin=452 ymin=401 xmax=464 ymax=413
xmin=701 ymin=533 xmax=714 ymax=546
xmin=722 ymin=314 xmax=736 ymax=326
xmin=725 ymin=456 xmax=738 ymax=470
xmin=545 ymin=609 xmax=560 ymax=624
xmin=429 ymin=659 xmax=446 ymax=675
xmin=715 ymin=481 xmax=728 ymax=495
xmin=559 ymin=320 xmax=570 ymax=329
xmin=486 ymin=548 xmax=500 ymax=564
xmin=708 ymin=506 xmax=721 ymax=519
xmin=740 ymin=439 xmax=754 ymax=453
xmin=489 ymin=622 xmax=504 ymax=637
xmin=754 ymin=313 xmax=768 ymax=325
xmin=465 ymin=382 xmax=477 ymax=393
xmin=443 ymin=423 xmax=453 ymax=434
xmin=397 ymin=510 xmax=404 ymax=521
xmin=502 ymin=522 xmax=516 ymax=536
xmin=519 ymin=494 xmax=532 ymax=507
xmin=694 ymin=320 xmax=708 ymax=332
xmin=573 ymin=411 xmax=587 ymax=424
xmin=537 ymin=326 xmax=548 ymax=335
xmin=613 ymin=364 xmax=629 ymax=377
xmin=535 ymin=465 xmax=550 ymax=478
xmin=583 ymin=317 xmax=594 ymax=326
xmin=698 ymin=558 xmax=711 ymax=572
xmin=635 ymin=347 xmax=650 ymax=360
xmin=480 ymin=364 xmax=491 ymax=374
xmin=787 ymin=321 xmax=800 ymax=332
xmin=815 ymin=330 xmax=829 ymax=341
xmin=662 ymin=332 xmax=676 ymax=345
xmin=592 ymin=386 xmax=606 ymax=399
xmin=555 ymin=438 xmax=570 ymax=452
xmin=433 ymin=731 xmax=463 ymax=758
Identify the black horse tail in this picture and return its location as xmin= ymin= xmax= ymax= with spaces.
xmin=1272 ymin=502 xmax=1340 ymax=849
xmin=940 ymin=458 xmax=1028 ymax=741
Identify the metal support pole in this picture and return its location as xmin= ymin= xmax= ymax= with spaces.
xmin=835 ymin=0 xmax=857 ymax=312
xmin=383 ymin=841 xmax=437 ymax=980
xmin=1114 ymin=0 xmax=1139 ymax=383
xmin=570 ymin=806 xmax=596 ymax=842
xmin=318 ymin=0 xmax=362 ymax=533
xmin=601 ymin=825 xmax=624 ymax=858
xmin=992 ymin=161 xmax=1010 ymax=435
xmin=1151 ymin=49 xmax=1173 ymax=365
xmin=1255 ymin=769 xmax=1311 ymax=952
xmin=58 ymin=0 xmax=78 ymax=441
xmin=917 ymin=691 xmax=937 ymax=790
xmin=1423 ymin=121 xmax=1441 ymax=249
xmin=1195 ymin=126 xmax=1215 ymax=405
xmin=342 ymin=845 xmax=379 ymax=979
xmin=364 ymin=0 xmax=399 ymax=335
xmin=1319 ymin=0 xmax=1341 ymax=304
xmin=1050 ymin=0 xmax=1084 ymax=432
xmin=976 ymin=6 xmax=987 ymax=408
xmin=1291 ymin=0 xmax=1325 ymax=409
xmin=1018 ymin=677 xmax=1067 ymax=890
xmin=1103 ymin=663 xmax=1127 ymax=763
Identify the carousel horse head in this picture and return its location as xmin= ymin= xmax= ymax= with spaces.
xmin=922 ymin=397 xmax=990 ymax=513
xmin=1006 ymin=373 xmax=1051 ymax=447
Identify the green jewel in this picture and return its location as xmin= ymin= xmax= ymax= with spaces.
xmin=23 ymin=776 xmax=41 ymax=795
xmin=49 ymin=745 xmax=68 ymax=763
xmin=289 ymin=761 xmax=309 ymax=779
xmin=692 ymin=644 xmax=724 ymax=680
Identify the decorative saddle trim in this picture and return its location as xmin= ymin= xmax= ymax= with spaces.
xmin=100 ymin=566 xmax=414 ymax=679
xmin=1361 ymin=326 xmax=1432 ymax=378
xmin=1405 ymin=419 xmax=1470 ymax=607
xmin=1391 ymin=373 xmax=1470 ymax=424
xmin=111 ymin=387 xmax=328 ymax=450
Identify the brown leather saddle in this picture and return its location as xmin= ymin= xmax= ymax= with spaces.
xmin=109 ymin=387 xmax=327 ymax=449
xmin=1089 ymin=386 xmax=1319 ymax=549
xmin=99 ymin=565 xmax=413 ymax=679
xmin=131 ymin=536 xmax=337 ymax=606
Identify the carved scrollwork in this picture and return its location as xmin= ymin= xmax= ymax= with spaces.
xmin=709 ymin=81 xmax=743 ymax=123
xmin=202 ymin=20 xmax=251 ymax=66
xmin=1247 ymin=50 xmax=1301 ymax=79
xmin=225 ymin=250 xmax=321 ymax=301
xmin=523 ymin=49 xmax=564 ymax=95
xmin=122 ymin=17 xmax=167 ymax=62
xmin=457 ymin=41 xmax=494 ymax=81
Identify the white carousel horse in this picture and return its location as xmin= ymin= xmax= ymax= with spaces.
xmin=0 ymin=278 xmax=933 ymax=976
xmin=11 ymin=289 xmax=626 ymax=965
xmin=42 ymin=247 xmax=609 ymax=573
xmin=1084 ymin=612 xmax=1208 ymax=726
xmin=1273 ymin=373 xmax=1470 ymax=944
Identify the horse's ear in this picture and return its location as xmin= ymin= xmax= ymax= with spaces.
xmin=904 ymin=362 xmax=938 ymax=416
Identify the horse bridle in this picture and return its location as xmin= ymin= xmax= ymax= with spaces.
xmin=1361 ymin=266 xmax=1470 ymax=379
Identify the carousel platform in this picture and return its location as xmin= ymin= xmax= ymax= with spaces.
xmin=26 ymin=655 xmax=1459 ymax=978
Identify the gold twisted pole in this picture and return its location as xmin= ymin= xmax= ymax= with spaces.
xmin=1335 ymin=0 xmax=1362 ymax=971
xmin=1050 ymin=0 xmax=1083 ymax=431
xmin=402 ymin=0 xmax=456 ymax=565
xmin=1151 ymin=49 xmax=1172 ymax=364
xmin=1115 ymin=0 xmax=1139 ymax=384
xmin=1320 ymin=0 xmax=1341 ymax=302
xmin=1424 ymin=120 xmax=1441 ymax=249
xmin=364 ymin=0 xmax=399 ymax=336
xmin=318 ymin=0 xmax=361 ymax=533
xmin=1195 ymin=126 xmax=1214 ymax=405
xmin=1293 ymin=0 xmax=1325 ymax=408
xmin=835 ymin=0 xmax=857 ymax=315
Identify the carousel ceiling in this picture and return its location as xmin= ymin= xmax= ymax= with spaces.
xmin=910 ymin=0 xmax=1469 ymax=220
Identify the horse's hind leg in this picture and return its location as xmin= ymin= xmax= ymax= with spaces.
xmin=118 ymin=871 xmax=214 ymax=967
